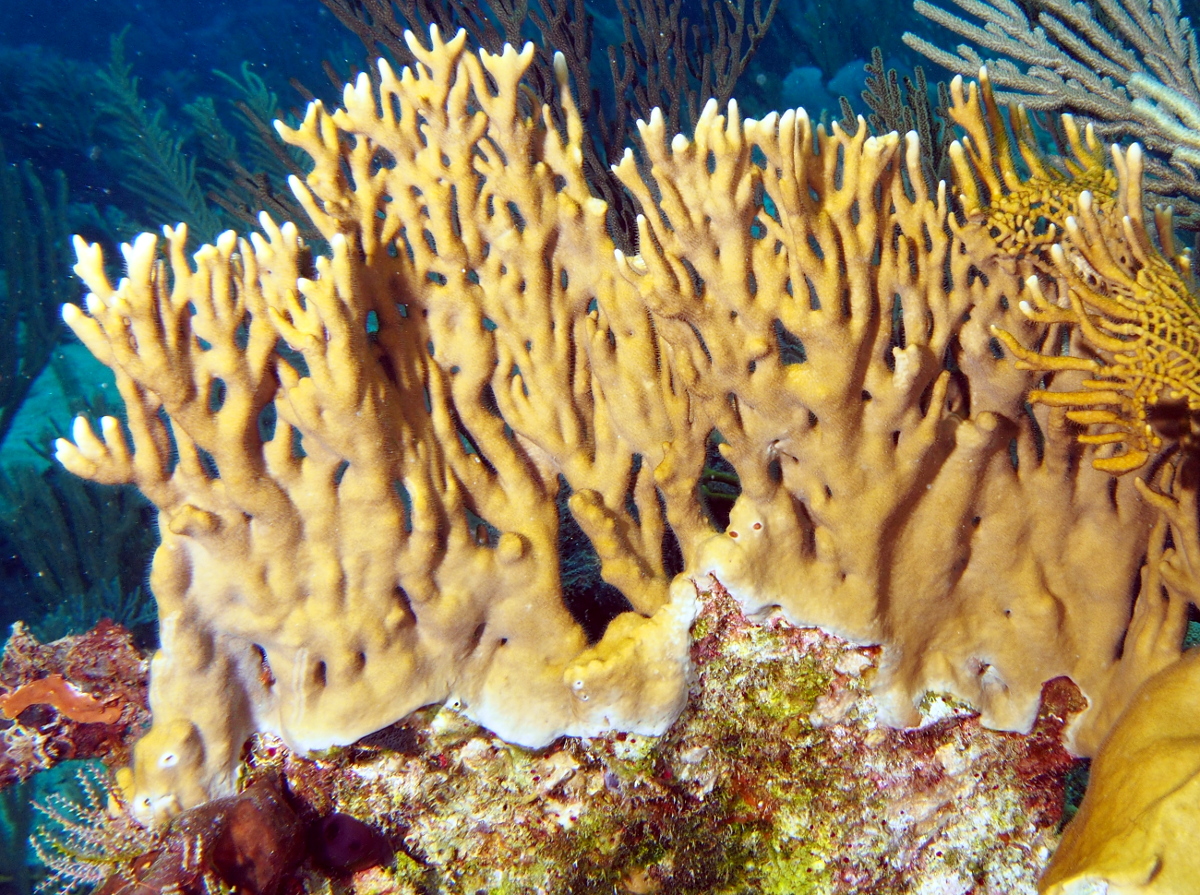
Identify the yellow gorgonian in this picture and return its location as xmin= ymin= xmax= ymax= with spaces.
xmin=993 ymin=178 xmax=1200 ymax=473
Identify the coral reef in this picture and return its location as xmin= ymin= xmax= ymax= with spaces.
xmin=56 ymin=26 xmax=1190 ymax=820
xmin=50 ymin=28 xmax=1200 ymax=860
xmin=11 ymin=1 xmax=1200 ymax=885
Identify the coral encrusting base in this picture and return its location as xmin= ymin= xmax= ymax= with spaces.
xmin=233 ymin=579 xmax=1079 ymax=895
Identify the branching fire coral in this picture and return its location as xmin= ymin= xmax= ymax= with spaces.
xmin=51 ymin=35 xmax=1200 ymax=893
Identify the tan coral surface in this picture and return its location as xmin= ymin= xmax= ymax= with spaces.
xmin=1041 ymin=649 xmax=1200 ymax=895
xmin=53 ymin=29 xmax=1197 ymax=847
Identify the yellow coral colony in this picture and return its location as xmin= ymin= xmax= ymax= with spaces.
xmin=60 ymin=31 xmax=702 ymax=823
xmin=943 ymin=73 xmax=1198 ymax=753
xmin=1041 ymin=647 xmax=1200 ymax=894
xmin=955 ymin=72 xmax=1200 ymax=891
xmin=55 ymin=28 xmax=1195 ymax=837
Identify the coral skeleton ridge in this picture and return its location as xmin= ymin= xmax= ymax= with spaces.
xmin=52 ymin=27 xmax=1200 ymax=889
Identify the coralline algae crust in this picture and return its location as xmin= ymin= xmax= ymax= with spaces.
xmin=240 ymin=579 xmax=1076 ymax=895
